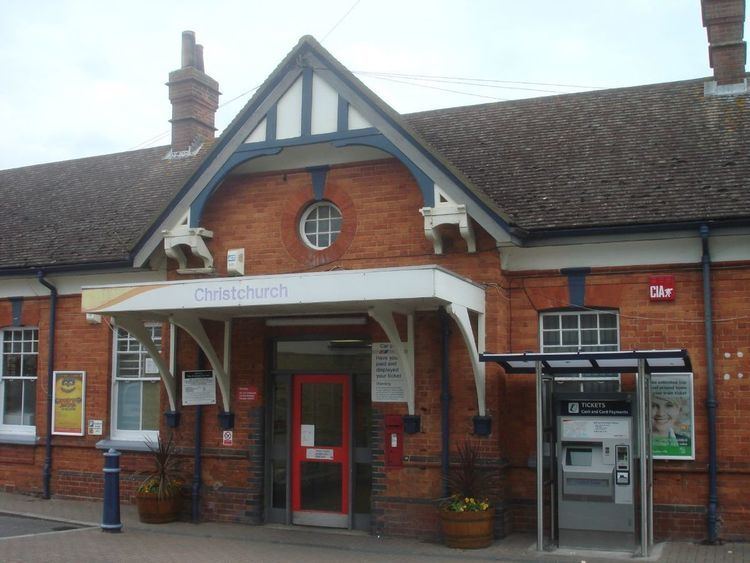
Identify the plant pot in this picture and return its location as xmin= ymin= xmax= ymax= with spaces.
xmin=136 ymin=493 xmax=182 ymax=524
xmin=440 ymin=508 xmax=494 ymax=549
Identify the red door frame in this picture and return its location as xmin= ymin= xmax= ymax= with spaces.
xmin=291 ymin=374 xmax=350 ymax=516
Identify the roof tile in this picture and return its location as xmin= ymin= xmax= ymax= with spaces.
xmin=1 ymin=78 xmax=748 ymax=271
xmin=405 ymin=78 xmax=750 ymax=233
xmin=0 ymin=145 xmax=209 ymax=270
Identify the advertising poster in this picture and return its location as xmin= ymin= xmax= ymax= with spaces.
xmin=52 ymin=371 xmax=86 ymax=436
xmin=650 ymin=373 xmax=695 ymax=460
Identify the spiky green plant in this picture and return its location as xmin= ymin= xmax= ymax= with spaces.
xmin=137 ymin=432 xmax=182 ymax=500
xmin=443 ymin=440 xmax=496 ymax=512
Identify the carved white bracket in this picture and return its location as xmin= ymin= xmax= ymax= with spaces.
xmin=171 ymin=314 xmax=231 ymax=412
xmin=368 ymin=306 xmax=415 ymax=415
xmin=115 ymin=314 xmax=177 ymax=412
xmin=419 ymin=204 xmax=476 ymax=254
xmin=163 ymin=225 xmax=215 ymax=274
xmin=445 ymin=304 xmax=486 ymax=416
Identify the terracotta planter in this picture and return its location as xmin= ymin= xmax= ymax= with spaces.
xmin=136 ymin=493 xmax=182 ymax=523
xmin=440 ymin=508 xmax=494 ymax=549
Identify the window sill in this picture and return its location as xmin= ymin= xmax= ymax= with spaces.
xmin=0 ymin=433 xmax=39 ymax=446
xmin=95 ymin=439 xmax=151 ymax=452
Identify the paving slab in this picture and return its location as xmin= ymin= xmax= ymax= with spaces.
xmin=0 ymin=514 xmax=85 ymax=540
xmin=0 ymin=492 xmax=747 ymax=562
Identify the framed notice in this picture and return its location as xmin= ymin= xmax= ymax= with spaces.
xmin=237 ymin=385 xmax=258 ymax=402
xmin=371 ymin=342 xmax=405 ymax=403
xmin=182 ymin=370 xmax=217 ymax=406
xmin=52 ymin=371 xmax=86 ymax=436
xmin=650 ymin=373 xmax=695 ymax=460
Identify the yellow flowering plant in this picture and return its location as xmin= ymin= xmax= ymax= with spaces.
xmin=444 ymin=495 xmax=490 ymax=512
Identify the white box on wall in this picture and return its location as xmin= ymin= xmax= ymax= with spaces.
xmin=227 ymin=248 xmax=245 ymax=276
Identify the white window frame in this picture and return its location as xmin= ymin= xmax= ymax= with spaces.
xmin=539 ymin=310 xmax=621 ymax=389
xmin=0 ymin=327 xmax=39 ymax=436
xmin=110 ymin=323 xmax=162 ymax=441
xmin=299 ymin=201 xmax=342 ymax=250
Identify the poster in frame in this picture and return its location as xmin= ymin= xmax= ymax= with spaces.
xmin=650 ymin=372 xmax=695 ymax=460
xmin=52 ymin=371 xmax=86 ymax=436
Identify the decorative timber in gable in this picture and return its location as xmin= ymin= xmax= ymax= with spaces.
xmin=134 ymin=36 xmax=515 ymax=270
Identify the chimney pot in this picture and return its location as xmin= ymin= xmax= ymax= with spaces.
xmin=195 ymin=44 xmax=205 ymax=73
xmin=168 ymin=32 xmax=220 ymax=153
xmin=181 ymin=30 xmax=197 ymax=69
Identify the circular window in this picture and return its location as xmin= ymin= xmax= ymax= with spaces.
xmin=299 ymin=202 xmax=342 ymax=250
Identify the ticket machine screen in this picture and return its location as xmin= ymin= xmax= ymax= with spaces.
xmin=566 ymin=448 xmax=592 ymax=466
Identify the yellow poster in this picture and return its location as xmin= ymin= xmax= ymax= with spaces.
xmin=53 ymin=372 xmax=85 ymax=435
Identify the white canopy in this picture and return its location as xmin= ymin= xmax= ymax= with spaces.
xmin=82 ymin=265 xmax=487 ymax=417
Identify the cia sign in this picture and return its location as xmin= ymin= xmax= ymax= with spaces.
xmin=649 ymin=275 xmax=675 ymax=302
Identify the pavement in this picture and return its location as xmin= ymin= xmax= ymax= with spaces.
xmin=0 ymin=492 xmax=746 ymax=562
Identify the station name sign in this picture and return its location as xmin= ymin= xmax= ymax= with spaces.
xmin=562 ymin=400 xmax=632 ymax=417
xmin=194 ymin=283 xmax=289 ymax=303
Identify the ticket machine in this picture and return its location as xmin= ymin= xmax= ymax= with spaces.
xmin=555 ymin=393 xmax=635 ymax=550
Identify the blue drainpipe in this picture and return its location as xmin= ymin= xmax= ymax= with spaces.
xmin=440 ymin=308 xmax=451 ymax=497
xmin=192 ymin=347 xmax=205 ymax=523
xmin=700 ymin=225 xmax=719 ymax=543
xmin=37 ymin=271 xmax=57 ymax=499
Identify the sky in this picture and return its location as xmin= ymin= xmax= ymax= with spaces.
xmin=0 ymin=0 xmax=740 ymax=170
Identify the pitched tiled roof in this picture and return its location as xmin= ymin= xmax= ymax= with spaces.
xmin=1 ymin=77 xmax=748 ymax=272
xmin=0 ymin=146 xmax=208 ymax=270
xmin=405 ymin=78 xmax=750 ymax=234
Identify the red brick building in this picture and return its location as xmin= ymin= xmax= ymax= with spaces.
xmin=0 ymin=1 xmax=748 ymax=551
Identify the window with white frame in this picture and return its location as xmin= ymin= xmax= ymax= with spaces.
xmin=540 ymin=310 xmax=620 ymax=391
xmin=0 ymin=328 xmax=39 ymax=433
xmin=112 ymin=325 xmax=161 ymax=439
xmin=299 ymin=201 xmax=342 ymax=250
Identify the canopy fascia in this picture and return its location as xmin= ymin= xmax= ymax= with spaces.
xmin=83 ymin=265 xmax=487 ymax=418
xmin=82 ymin=265 xmax=484 ymax=318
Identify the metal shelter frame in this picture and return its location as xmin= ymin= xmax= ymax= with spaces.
xmin=480 ymin=349 xmax=693 ymax=558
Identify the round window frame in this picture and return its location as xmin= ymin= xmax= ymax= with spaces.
xmin=298 ymin=201 xmax=343 ymax=250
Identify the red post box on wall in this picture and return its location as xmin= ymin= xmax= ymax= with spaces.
xmin=384 ymin=414 xmax=404 ymax=468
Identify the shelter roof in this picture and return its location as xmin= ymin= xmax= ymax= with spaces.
xmin=480 ymin=349 xmax=692 ymax=375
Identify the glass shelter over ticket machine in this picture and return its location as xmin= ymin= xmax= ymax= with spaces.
xmin=481 ymin=350 xmax=693 ymax=557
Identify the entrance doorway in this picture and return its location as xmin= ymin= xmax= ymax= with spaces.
xmin=291 ymin=374 xmax=350 ymax=526
xmin=267 ymin=338 xmax=372 ymax=530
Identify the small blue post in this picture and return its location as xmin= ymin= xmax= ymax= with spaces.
xmin=101 ymin=448 xmax=122 ymax=533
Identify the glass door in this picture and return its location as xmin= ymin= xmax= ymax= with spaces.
xmin=291 ymin=374 xmax=350 ymax=527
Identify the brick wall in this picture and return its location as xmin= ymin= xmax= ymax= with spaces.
xmin=1 ymin=156 xmax=748 ymax=543
xmin=502 ymin=264 xmax=750 ymax=540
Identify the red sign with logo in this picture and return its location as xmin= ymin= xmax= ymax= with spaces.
xmin=238 ymin=385 xmax=258 ymax=402
xmin=649 ymin=275 xmax=675 ymax=302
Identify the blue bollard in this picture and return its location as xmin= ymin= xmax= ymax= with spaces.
xmin=101 ymin=448 xmax=122 ymax=532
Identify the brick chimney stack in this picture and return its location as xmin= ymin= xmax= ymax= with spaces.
xmin=701 ymin=0 xmax=747 ymax=88
xmin=167 ymin=31 xmax=220 ymax=153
